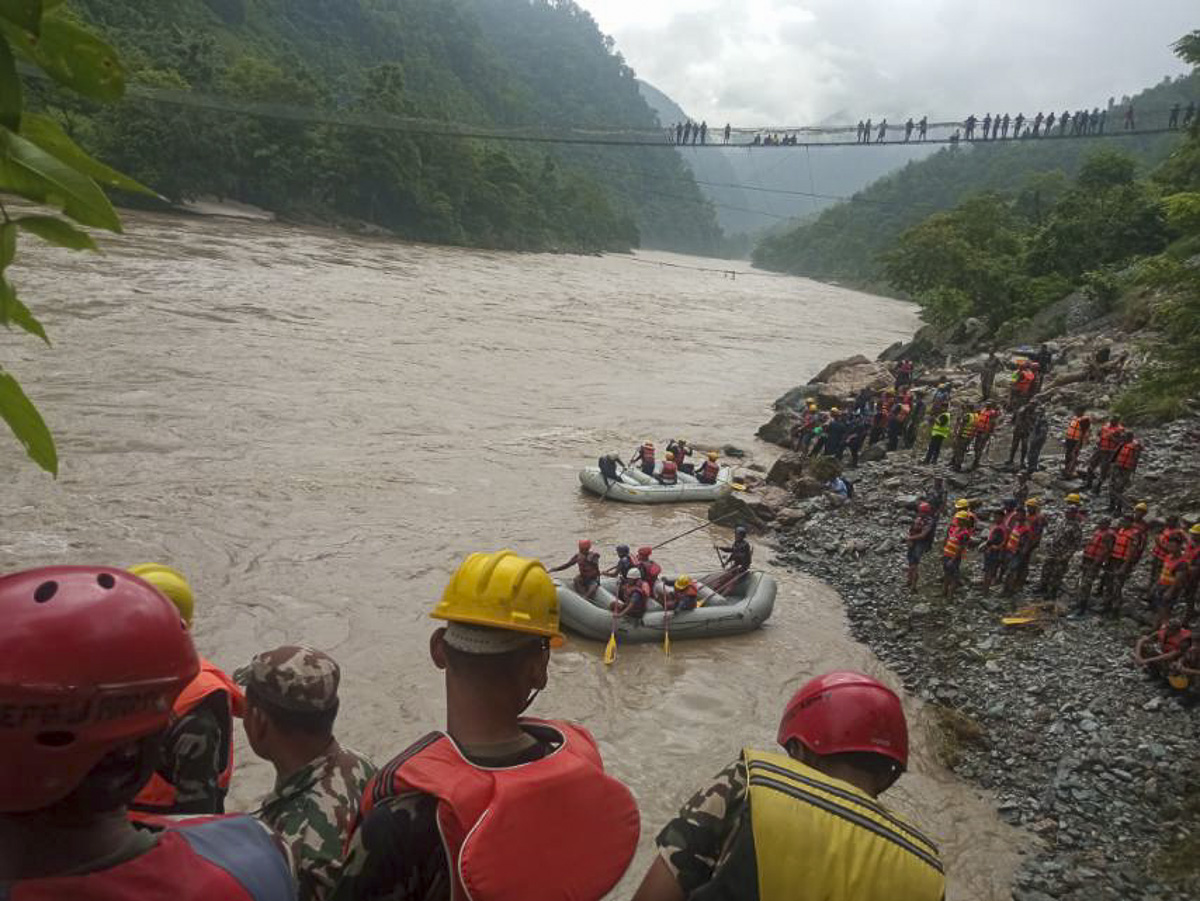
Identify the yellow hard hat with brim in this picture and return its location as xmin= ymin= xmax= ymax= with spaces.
xmin=1190 ymin=523 xmax=1200 ymax=535
xmin=955 ymin=499 xmax=971 ymax=509
xmin=1065 ymin=494 xmax=1082 ymax=505
xmin=675 ymin=575 xmax=692 ymax=590
xmin=129 ymin=563 xmax=195 ymax=627
xmin=433 ymin=551 xmax=564 ymax=648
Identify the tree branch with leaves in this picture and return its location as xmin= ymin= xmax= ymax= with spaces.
xmin=0 ymin=0 xmax=155 ymax=475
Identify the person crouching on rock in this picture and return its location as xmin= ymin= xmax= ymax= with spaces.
xmin=906 ymin=503 xmax=935 ymax=591
xmin=1133 ymin=620 xmax=1192 ymax=679
xmin=548 ymin=539 xmax=602 ymax=600
xmin=630 ymin=672 xmax=945 ymax=901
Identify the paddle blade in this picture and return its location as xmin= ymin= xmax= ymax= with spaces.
xmin=603 ymin=632 xmax=617 ymax=665
xmin=663 ymin=629 xmax=671 ymax=657
xmin=1002 ymin=616 xmax=1036 ymax=626
xmin=731 ymin=482 xmax=747 ymax=491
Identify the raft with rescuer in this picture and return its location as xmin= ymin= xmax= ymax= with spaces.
xmin=581 ymin=442 xmax=734 ymax=504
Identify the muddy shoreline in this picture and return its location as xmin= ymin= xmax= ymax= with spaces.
xmin=747 ymin=326 xmax=1200 ymax=901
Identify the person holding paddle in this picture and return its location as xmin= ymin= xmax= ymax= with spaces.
xmin=713 ymin=526 xmax=753 ymax=594
xmin=548 ymin=539 xmax=602 ymax=600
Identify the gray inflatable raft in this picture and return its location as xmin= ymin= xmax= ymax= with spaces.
xmin=556 ymin=571 xmax=776 ymax=642
xmin=578 ymin=464 xmax=733 ymax=504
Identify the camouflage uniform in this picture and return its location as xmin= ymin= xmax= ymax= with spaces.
xmin=158 ymin=702 xmax=228 ymax=813
xmin=1037 ymin=518 xmax=1083 ymax=600
xmin=655 ymin=760 xmax=749 ymax=893
xmin=237 ymin=646 xmax=376 ymax=901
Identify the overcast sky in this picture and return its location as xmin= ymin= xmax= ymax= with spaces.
xmin=578 ymin=0 xmax=1197 ymax=126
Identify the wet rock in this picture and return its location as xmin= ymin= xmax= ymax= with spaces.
xmin=722 ymin=444 xmax=746 ymax=458
xmin=766 ymin=451 xmax=807 ymax=487
xmin=790 ymin=476 xmax=826 ymax=499
xmin=756 ymin=410 xmax=800 ymax=447
xmin=859 ymin=444 xmax=887 ymax=463
xmin=707 ymin=493 xmax=767 ymax=531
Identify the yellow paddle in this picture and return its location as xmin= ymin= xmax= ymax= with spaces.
xmin=663 ymin=612 xmax=671 ymax=657
xmin=603 ymin=611 xmax=617 ymax=665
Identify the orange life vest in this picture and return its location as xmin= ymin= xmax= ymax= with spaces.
xmin=1006 ymin=524 xmax=1029 ymax=554
xmin=1158 ymin=626 xmax=1192 ymax=654
xmin=1115 ymin=440 xmax=1141 ymax=470
xmin=639 ymin=444 xmax=655 ymax=465
xmin=1083 ymin=529 xmax=1113 ymax=562
xmin=1159 ymin=555 xmax=1185 ymax=587
xmin=1013 ymin=370 xmax=1035 ymax=395
xmin=577 ymin=552 xmax=600 ymax=581
xmin=355 ymin=720 xmax=639 ymax=901
xmin=1111 ymin=528 xmax=1136 ymax=561
xmin=1098 ymin=424 xmax=1123 ymax=452
xmin=660 ymin=461 xmax=678 ymax=481
xmin=699 ymin=459 xmax=720 ymax=481
xmin=131 ymin=657 xmax=245 ymax=813
xmin=1065 ymin=417 xmax=1088 ymax=441
xmin=1154 ymin=528 xmax=1184 ymax=562
xmin=11 ymin=815 xmax=292 ymax=901
xmin=943 ymin=526 xmax=969 ymax=559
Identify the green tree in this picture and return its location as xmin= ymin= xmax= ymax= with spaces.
xmin=0 ymin=0 xmax=154 ymax=474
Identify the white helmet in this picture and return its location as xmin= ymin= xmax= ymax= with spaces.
xmin=627 ymin=567 xmax=642 ymax=580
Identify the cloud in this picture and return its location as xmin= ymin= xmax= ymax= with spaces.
xmin=580 ymin=0 xmax=1196 ymax=125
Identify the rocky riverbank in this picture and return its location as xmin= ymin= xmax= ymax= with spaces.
xmin=721 ymin=322 xmax=1200 ymax=900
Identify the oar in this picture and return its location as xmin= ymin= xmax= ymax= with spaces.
xmin=603 ymin=610 xmax=618 ymax=665
xmin=652 ymin=512 xmax=740 ymax=551
xmin=660 ymin=583 xmax=672 ymax=656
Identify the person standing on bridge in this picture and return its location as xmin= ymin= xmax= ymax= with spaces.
xmin=699 ymin=121 xmax=708 ymax=144
xmin=1169 ymin=103 xmax=1180 ymax=129
xmin=918 ymin=115 xmax=928 ymax=140
xmin=1014 ymin=112 xmax=1025 ymax=137
xmin=864 ymin=118 xmax=872 ymax=143
xmin=675 ymin=122 xmax=683 ymax=145
xmin=876 ymin=119 xmax=887 ymax=142
xmin=964 ymin=113 xmax=976 ymax=139
xmin=905 ymin=118 xmax=914 ymax=141
xmin=1045 ymin=111 xmax=1056 ymax=135
xmin=724 ymin=122 xmax=731 ymax=144
xmin=1000 ymin=113 xmax=1010 ymax=138
xmin=982 ymin=112 xmax=993 ymax=140
xmin=1095 ymin=107 xmax=1105 ymax=133
xmin=631 ymin=672 xmax=945 ymax=901
xmin=1033 ymin=111 xmax=1044 ymax=136
xmin=683 ymin=121 xmax=692 ymax=145
xmin=1184 ymin=101 xmax=1196 ymax=129
xmin=1124 ymin=103 xmax=1135 ymax=131
xmin=1060 ymin=110 xmax=1071 ymax=135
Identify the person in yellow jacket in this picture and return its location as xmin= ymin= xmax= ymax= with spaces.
xmin=632 ymin=671 xmax=945 ymax=901
xmin=127 ymin=563 xmax=246 ymax=815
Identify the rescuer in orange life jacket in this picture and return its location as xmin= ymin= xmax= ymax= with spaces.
xmin=630 ymin=441 xmax=657 ymax=476
xmin=696 ymin=450 xmax=722 ymax=485
xmin=656 ymin=452 xmax=680 ymax=485
xmin=334 ymin=551 xmax=640 ymax=901
xmin=630 ymin=671 xmax=945 ymax=901
xmin=548 ymin=539 xmax=603 ymax=600
xmin=126 ymin=564 xmax=246 ymax=817
xmin=0 ymin=566 xmax=294 ymax=900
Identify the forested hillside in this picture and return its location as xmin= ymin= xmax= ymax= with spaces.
xmin=45 ymin=0 xmax=722 ymax=254
xmin=753 ymin=70 xmax=1200 ymax=285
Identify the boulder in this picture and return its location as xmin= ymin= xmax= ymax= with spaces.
xmin=822 ymin=361 xmax=894 ymax=398
xmin=859 ymin=444 xmax=887 ymax=463
xmin=722 ymin=444 xmax=747 ymax=458
xmin=810 ymin=354 xmax=872 ymax=385
xmin=772 ymin=383 xmax=846 ymax=411
xmin=707 ymin=493 xmax=768 ymax=532
xmin=756 ymin=410 xmax=801 ymax=447
xmin=766 ymin=451 xmax=807 ymax=487
xmin=790 ymin=476 xmax=826 ymax=499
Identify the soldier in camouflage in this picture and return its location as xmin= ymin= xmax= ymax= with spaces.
xmin=1037 ymin=499 xmax=1085 ymax=600
xmin=237 ymin=645 xmax=376 ymax=901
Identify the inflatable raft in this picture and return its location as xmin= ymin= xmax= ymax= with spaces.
xmin=556 ymin=571 xmax=776 ymax=643
xmin=578 ymin=464 xmax=733 ymax=503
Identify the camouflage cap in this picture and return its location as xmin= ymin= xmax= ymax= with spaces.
xmin=234 ymin=645 xmax=340 ymax=713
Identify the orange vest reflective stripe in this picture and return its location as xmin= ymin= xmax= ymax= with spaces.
xmin=1160 ymin=556 xmax=1184 ymax=587
xmin=356 ymin=720 xmax=639 ymax=901
xmin=1099 ymin=425 xmax=1122 ymax=451
xmin=1065 ymin=418 xmax=1086 ymax=441
xmin=1115 ymin=441 xmax=1140 ymax=469
xmin=1111 ymin=529 xmax=1135 ymax=561
xmin=131 ymin=657 xmax=245 ymax=813
xmin=1084 ymin=530 xmax=1111 ymax=562
xmin=1006 ymin=525 xmax=1028 ymax=553
xmin=1154 ymin=529 xmax=1182 ymax=561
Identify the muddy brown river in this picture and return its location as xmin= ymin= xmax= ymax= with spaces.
xmin=1 ymin=210 xmax=1022 ymax=898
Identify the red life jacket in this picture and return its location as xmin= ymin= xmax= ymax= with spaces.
xmin=976 ymin=409 xmax=996 ymax=434
xmin=1083 ymin=529 xmax=1113 ymax=562
xmin=577 ymin=552 xmax=600 ymax=581
xmin=1115 ymin=440 xmax=1141 ymax=470
xmin=639 ymin=560 xmax=662 ymax=587
xmin=1111 ymin=528 xmax=1135 ymax=561
xmin=1006 ymin=524 xmax=1029 ymax=554
xmin=699 ymin=459 xmax=720 ymax=481
xmin=1154 ymin=528 xmax=1184 ymax=562
xmin=660 ymin=461 xmax=678 ymax=481
xmin=1159 ymin=555 xmax=1185 ymax=587
xmin=943 ymin=526 xmax=968 ymax=558
xmin=131 ymin=657 xmax=245 ymax=813
xmin=620 ymin=578 xmax=651 ymax=607
xmin=1013 ymin=370 xmax=1034 ymax=395
xmin=355 ymin=720 xmax=639 ymax=901
xmin=987 ymin=524 xmax=1008 ymax=549
xmin=1098 ymin=424 xmax=1123 ymax=451
xmin=639 ymin=444 xmax=655 ymax=465
xmin=11 ymin=815 xmax=292 ymax=901
xmin=1158 ymin=626 xmax=1192 ymax=654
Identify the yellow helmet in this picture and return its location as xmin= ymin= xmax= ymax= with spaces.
xmin=1134 ymin=502 xmax=1149 ymax=513
xmin=675 ymin=575 xmax=692 ymax=590
xmin=955 ymin=499 xmax=971 ymax=509
xmin=432 ymin=551 xmax=563 ymax=645
xmin=129 ymin=563 xmax=194 ymax=627
xmin=955 ymin=511 xmax=972 ymax=520
xmin=831 ymin=407 xmax=840 ymax=413
xmin=1065 ymin=493 xmax=1082 ymax=505
xmin=665 ymin=451 xmax=675 ymax=461
xmin=707 ymin=451 xmax=718 ymax=461
xmin=1025 ymin=497 xmax=1041 ymax=508
xmin=1190 ymin=523 xmax=1200 ymax=535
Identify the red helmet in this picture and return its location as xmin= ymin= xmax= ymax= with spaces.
xmin=637 ymin=546 xmax=653 ymax=559
xmin=0 ymin=566 xmax=199 ymax=812
xmin=918 ymin=502 xmax=932 ymax=514
xmin=578 ymin=539 xmax=592 ymax=553
xmin=777 ymin=671 xmax=908 ymax=769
